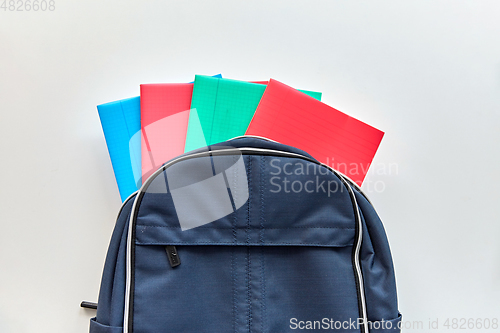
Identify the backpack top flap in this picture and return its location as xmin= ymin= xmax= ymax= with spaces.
xmin=133 ymin=136 xmax=357 ymax=248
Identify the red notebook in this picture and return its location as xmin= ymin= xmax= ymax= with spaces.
xmin=140 ymin=83 xmax=194 ymax=182
xmin=246 ymin=79 xmax=384 ymax=185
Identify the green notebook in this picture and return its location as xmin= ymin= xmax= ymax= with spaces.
xmin=184 ymin=76 xmax=322 ymax=152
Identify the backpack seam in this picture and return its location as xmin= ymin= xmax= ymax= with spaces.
xmin=135 ymin=225 xmax=355 ymax=230
xmin=260 ymin=155 xmax=266 ymax=333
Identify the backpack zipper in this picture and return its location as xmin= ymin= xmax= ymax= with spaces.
xmin=165 ymin=245 xmax=181 ymax=268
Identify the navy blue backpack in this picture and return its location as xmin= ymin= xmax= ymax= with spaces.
xmin=88 ymin=137 xmax=401 ymax=333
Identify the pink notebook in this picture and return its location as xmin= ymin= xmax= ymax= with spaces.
xmin=140 ymin=83 xmax=193 ymax=182
xmin=246 ymin=79 xmax=384 ymax=185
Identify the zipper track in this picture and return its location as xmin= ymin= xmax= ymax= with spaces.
xmin=118 ymin=191 xmax=139 ymax=217
xmin=123 ymin=147 xmax=369 ymax=333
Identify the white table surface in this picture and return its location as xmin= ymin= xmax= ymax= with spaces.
xmin=1 ymin=1 xmax=499 ymax=332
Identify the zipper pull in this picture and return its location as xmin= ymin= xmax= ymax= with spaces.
xmin=165 ymin=245 xmax=181 ymax=268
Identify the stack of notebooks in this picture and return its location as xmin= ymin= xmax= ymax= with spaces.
xmin=98 ymin=74 xmax=384 ymax=202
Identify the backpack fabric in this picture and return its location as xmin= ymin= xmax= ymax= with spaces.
xmin=89 ymin=136 xmax=401 ymax=333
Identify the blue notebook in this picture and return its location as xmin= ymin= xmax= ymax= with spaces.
xmin=97 ymin=97 xmax=142 ymax=202
xmin=97 ymin=74 xmax=222 ymax=202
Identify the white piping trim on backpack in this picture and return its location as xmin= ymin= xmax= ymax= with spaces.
xmin=118 ymin=191 xmax=139 ymax=215
xmin=315 ymin=162 xmax=369 ymax=333
xmin=346 ymin=181 xmax=369 ymax=333
xmin=122 ymin=147 xmax=369 ymax=333
xmin=318 ymin=164 xmax=369 ymax=333
xmin=227 ymin=134 xmax=279 ymax=143
xmin=123 ymin=192 xmax=139 ymax=333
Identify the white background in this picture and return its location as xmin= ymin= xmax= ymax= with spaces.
xmin=1 ymin=1 xmax=499 ymax=332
